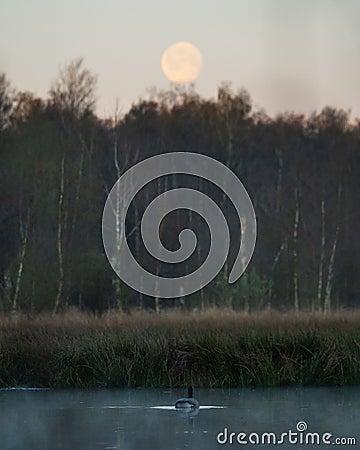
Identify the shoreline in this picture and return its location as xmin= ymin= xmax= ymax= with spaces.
xmin=1 ymin=310 xmax=360 ymax=389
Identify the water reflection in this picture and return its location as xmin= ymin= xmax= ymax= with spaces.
xmin=0 ymin=387 xmax=359 ymax=449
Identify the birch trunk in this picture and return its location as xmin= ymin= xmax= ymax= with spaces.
xmin=197 ymin=177 xmax=205 ymax=310
xmin=293 ymin=187 xmax=300 ymax=312
xmin=324 ymin=183 xmax=342 ymax=314
xmin=112 ymin=130 xmax=126 ymax=311
xmin=1 ymin=270 xmax=12 ymax=310
xmin=154 ymin=177 xmax=164 ymax=313
xmin=53 ymin=156 xmax=65 ymax=315
xmin=272 ymin=240 xmax=286 ymax=271
xmin=12 ymin=207 xmax=31 ymax=311
xmin=114 ymin=171 xmax=123 ymax=310
xmin=133 ymin=201 xmax=143 ymax=308
xmin=315 ymin=199 xmax=325 ymax=311
xmin=275 ymin=147 xmax=283 ymax=214
xmin=71 ymin=145 xmax=84 ymax=233
xmin=323 ymin=225 xmax=339 ymax=314
xmin=154 ymin=198 xmax=161 ymax=312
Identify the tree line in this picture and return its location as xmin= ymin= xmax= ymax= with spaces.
xmin=0 ymin=59 xmax=358 ymax=314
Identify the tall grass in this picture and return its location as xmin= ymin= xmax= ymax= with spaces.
xmin=1 ymin=310 xmax=360 ymax=388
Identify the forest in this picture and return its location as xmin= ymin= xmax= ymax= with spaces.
xmin=0 ymin=59 xmax=359 ymax=315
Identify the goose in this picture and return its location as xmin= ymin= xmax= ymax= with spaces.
xmin=175 ymin=386 xmax=199 ymax=409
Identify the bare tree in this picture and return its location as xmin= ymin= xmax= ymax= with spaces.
xmin=0 ymin=73 xmax=13 ymax=129
xmin=49 ymin=58 xmax=97 ymax=117
xmin=49 ymin=59 xmax=97 ymax=313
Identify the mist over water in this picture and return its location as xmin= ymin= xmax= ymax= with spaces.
xmin=0 ymin=387 xmax=359 ymax=449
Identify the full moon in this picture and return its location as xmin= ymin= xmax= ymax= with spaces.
xmin=161 ymin=42 xmax=203 ymax=84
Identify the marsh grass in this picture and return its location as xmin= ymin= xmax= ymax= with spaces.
xmin=1 ymin=309 xmax=360 ymax=388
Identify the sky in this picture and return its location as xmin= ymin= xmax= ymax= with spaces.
xmin=1 ymin=0 xmax=360 ymax=118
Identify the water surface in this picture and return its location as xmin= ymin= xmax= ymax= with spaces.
xmin=0 ymin=386 xmax=359 ymax=449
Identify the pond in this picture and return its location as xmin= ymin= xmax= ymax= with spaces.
xmin=0 ymin=386 xmax=359 ymax=449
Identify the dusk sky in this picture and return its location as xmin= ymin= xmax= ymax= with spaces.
xmin=1 ymin=0 xmax=359 ymax=117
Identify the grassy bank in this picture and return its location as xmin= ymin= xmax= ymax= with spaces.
xmin=1 ymin=310 xmax=360 ymax=388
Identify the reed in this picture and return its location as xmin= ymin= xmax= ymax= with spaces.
xmin=1 ymin=310 xmax=360 ymax=388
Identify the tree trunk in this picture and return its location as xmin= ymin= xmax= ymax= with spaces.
xmin=1 ymin=270 xmax=12 ymax=311
xmin=71 ymin=141 xmax=85 ymax=233
xmin=324 ymin=184 xmax=342 ymax=314
xmin=324 ymin=226 xmax=339 ymax=314
xmin=53 ymin=156 xmax=65 ymax=315
xmin=113 ymin=132 xmax=125 ymax=312
xmin=133 ymin=201 xmax=143 ymax=308
xmin=275 ymin=147 xmax=283 ymax=214
xmin=293 ymin=187 xmax=300 ymax=312
xmin=12 ymin=207 xmax=31 ymax=311
xmin=154 ymin=177 xmax=163 ymax=312
xmin=315 ymin=199 xmax=325 ymax=311
xmin=271 ymin=240 xmax=286 ymax=271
